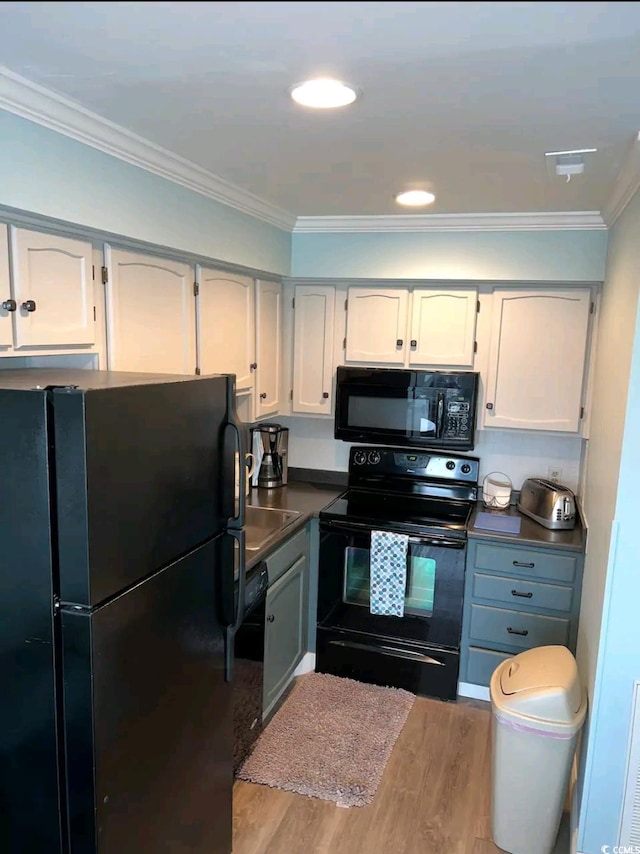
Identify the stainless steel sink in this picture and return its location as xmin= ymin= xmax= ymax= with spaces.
xmin=244 ymin=505 xmax=303 ymax=552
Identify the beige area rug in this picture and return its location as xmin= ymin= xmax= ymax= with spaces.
xmin=236 ymin=672 xmax=415 ymax=807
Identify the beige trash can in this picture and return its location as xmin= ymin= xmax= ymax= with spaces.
xmin=490 ymin=645 xmax=587 ymax=854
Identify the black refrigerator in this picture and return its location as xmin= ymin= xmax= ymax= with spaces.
xmin=0 ymin=368 xmax=246 ymax=854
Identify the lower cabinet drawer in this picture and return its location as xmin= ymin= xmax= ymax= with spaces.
xmin=473 ymin=542 xmax=577 ymax=583
xmin=468 ymin=604 xmax=570 ymax=650
xmin=472 ymin=573 xmax=574 ymax=613
xmin=466 ymin=646 xmax=514 ymax=687
xmin=266 ymin=525 xmax=309 ymax=586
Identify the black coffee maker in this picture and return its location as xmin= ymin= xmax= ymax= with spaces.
xmin=252 ymin=423 xmax=289 ymax=488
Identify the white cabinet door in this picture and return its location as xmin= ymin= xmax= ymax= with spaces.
xmin=255 ymin=279 xmax=282 ymax=418
xmin=0 ymin=224 xmax=12 ymax=347
xmin=292 ymin=284 xmax=335 ymax=415
xmin=409 ymin=289 xmax=477 ymax=366
xmin=484 ymin=289 xmax=592 ymax=432
xmin=198 ymin=269 xmax=254 ymax=389
xmin=9 ymin=227 xmax=94 ymax=349
xmin=345 ymin=287 xmax=409 ymax=364
xmin=106 ymin=247 xmax=196 ymax=374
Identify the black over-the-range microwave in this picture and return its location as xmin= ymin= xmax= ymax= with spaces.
xmin=334 ymin=366 xmax=480 ymax=451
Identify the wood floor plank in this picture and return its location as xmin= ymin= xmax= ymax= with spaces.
xmin=231 ymin=689 xmax=568 ymax=854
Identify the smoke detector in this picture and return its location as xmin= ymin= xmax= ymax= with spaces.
xmin=545 ymin=147 xmax=597 ymax=182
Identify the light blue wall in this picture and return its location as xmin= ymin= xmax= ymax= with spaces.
xmin=577 ymin=190 xmax=640 ymax=851
xmin=291 ymin=229 xmax=607 ymax=281
xmin=0 ymin=110 xmax=291 ymax=274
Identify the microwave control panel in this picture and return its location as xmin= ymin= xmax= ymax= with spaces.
xmin=442 ymin=400 xmax=471 ymax=438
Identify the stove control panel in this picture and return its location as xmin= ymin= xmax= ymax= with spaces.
xmin=349 ymin=446 xmax=479 ymax=483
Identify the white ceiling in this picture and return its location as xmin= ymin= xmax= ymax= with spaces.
xmin=1 ymin=1 xmax=640 ymax=221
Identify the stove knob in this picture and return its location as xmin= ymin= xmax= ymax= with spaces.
xmin=446 ymin=460 xmax=456 ymax=470
xmin=353 ymin=450 xmax=368 ymax=466
xmin=368 ymin=450 xmax=381 ymax=465
xmin=461 ymin=463 xmax=471 ymax=474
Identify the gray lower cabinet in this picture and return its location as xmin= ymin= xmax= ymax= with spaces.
xmin=460 ymin=537 xmax=585 ymax=689
xmin=263 ymin=525 xmax=310 ymax=719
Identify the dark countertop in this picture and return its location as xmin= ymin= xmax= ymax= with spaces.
xmin=467 ymin=501 xmax=586 ymax=553
xmin=245 ymin=480 xmax=587 ymax=561
xmin=244 ymin=481 xmax=345 ymax=567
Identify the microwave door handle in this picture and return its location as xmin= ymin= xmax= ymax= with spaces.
xmin=436 ymin=392 xmax=445 ymax=438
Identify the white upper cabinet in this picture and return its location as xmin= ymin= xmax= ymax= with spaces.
xmin=7 ymin=227 xmax=94 ymax=349
xmin=345 ymin=287 xmax=409 ymax=364
xmin=345 ymin=285 xmax=478 ymax=367
xmin=197 ymin=269 xmax=254 ymax=390
xmin=105 ymin=247 xmax=196 ymax=374
xmin=255 ymin=279 xmax=282 ymax=418
xmin=484 ymin=289 xmax=592 ymax=432
xmin=409 ymin=289 xmax=477 ymax=367
xmin=0 ymin=225 xmax=12 ymax=347
xmin=292 ymin=284 xmax=336 ymax=415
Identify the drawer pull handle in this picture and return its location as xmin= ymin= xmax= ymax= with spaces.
xmin=511 ymin=589 xmax=533 ymax=598
xmin=507 ymin=627 xmax=529 ymax=636
xmin=513 ymin=561 xmax=535 ymax=568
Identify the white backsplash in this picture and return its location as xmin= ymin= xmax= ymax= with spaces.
xmin=277 ymin=416 xmax=584 ymax=494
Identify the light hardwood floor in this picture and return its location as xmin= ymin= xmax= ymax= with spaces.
xmin=233 ymin=691 xmax=570 ymax=854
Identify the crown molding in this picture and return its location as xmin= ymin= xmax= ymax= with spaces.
xmin=293 ymin=211 xmax=607 ymax=233
xmin=0 ymin=66 xmax=297 ymax=232
xmin=601 ymin=134 xmax=640 ymax=227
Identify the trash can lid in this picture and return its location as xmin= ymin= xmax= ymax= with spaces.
xmin=495 ymin=645 xmax=583 ymax=725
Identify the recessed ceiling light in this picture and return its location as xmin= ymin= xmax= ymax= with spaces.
xmin=290 ymin=78 xmax=358 ymax=109
xmin=395 ymin=190 xmax=436 ymax=207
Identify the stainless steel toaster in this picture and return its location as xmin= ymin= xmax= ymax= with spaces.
xmin=517 ymin=478 xmax=577 ymax=530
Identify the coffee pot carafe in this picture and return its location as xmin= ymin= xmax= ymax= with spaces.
xmin=252 ymin=423 xmax=289 ymax=489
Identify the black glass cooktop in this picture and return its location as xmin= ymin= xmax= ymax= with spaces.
xmin=319 ymin=489 xmax=472 ymax=538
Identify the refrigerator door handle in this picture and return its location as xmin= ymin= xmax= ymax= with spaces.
xmin=223 ymin=528 xmax=246 ymax=683
xmin=223 ymin=376 xmax=246 ymax=530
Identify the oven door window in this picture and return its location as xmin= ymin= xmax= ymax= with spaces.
xmin=343 ymin=545 xmax=436 ymax=617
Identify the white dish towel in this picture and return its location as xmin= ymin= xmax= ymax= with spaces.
xmin=369 ymin=530 xmax=409 ymax=617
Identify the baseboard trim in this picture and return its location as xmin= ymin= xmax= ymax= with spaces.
xmin=458 ymin=682 xmax=490 ymax=702
xmin=294 ymin=652 xmax=316 ymax=676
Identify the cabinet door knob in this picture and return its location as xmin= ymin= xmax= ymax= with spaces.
xmin=250 ymin=362 xmax=257 ymax=371
xmin=486 ymin=402 xmax=494 ymax=410
xmin=260 ymin=392 xmax=267 ymax=400
xmin=2 ymin=299 xmax=16 ymax=312
xmin=267 ymin=614 xmax=275 ymax=623
xmin=396 ymin=338 xmax=403 ymax=348
xmin=322 ymin=392 xmax=329 ymax=399
xmin=22 ymin=300 xmax=37 ymax=313
xmin=410 ymin=339 xmax=417 ymax=349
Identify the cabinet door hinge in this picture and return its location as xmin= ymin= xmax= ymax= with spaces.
xmin=343 ymin=337 xmax=346 ymax=350
xmin=292 ymin=297 xmax=295 ymax=309
xmin=93 ymin=306 xmax=96 ymax=322
xmin=477 ymin=299 xmax=481 ymax=313
xmin=101 ymin=266 xmax=108 ymax=285
xmin=193 ymin=282 xmax=199 ymax=297
xmin=473 ymin=340 xmax=477 ymax=353
xmin=92 ymin=264 xmax=95 ymax=281
xmin=290 ymin=389 xmax=293 ymax=401
xmin=590 ymin=301 xmax=595 ymax=314
xmin=580 ymin=406 xmax=585 ymax=419
xmin=195 ymin=366 xmax=201 ymax=376
xmin=345 ymin=299 xmax=348 ymax=311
